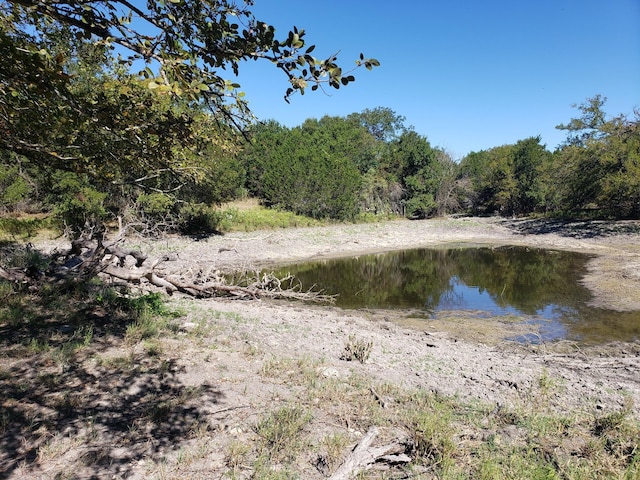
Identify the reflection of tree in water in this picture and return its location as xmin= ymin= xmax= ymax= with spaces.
xmin=426 ymin=282 xmax=463 ymax=311
xmin=400 ymin=249 xmax=458 ymax=310
xmin=453 ymin=247 xmax=591 ymax=314
xmin=276 ymin=246 xmax=640 ymax=343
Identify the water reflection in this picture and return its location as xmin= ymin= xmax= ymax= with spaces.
xmin=272 ymin=246 xmax=640 ymax=344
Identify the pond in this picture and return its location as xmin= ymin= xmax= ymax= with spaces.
xmin=271 ymin=246 xmax=640 ymax=344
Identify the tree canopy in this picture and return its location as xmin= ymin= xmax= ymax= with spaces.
xmin=1 ymin=0 xmax=379 ymax=171
xmin=0 ymin=0 xmax=379 ymax=233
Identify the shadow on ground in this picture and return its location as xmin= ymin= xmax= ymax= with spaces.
xmin=0 ymin=276 xmax=222 ymax=479
xmin=500 ymin=218 xmax=640 ymax=238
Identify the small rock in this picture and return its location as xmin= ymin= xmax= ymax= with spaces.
xmin=319 ymin=367 xmax=340 ymax=378
xmin=180 ymin=321 xmax=198 ymax=331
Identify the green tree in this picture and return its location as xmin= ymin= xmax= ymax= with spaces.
xmin=0 ymin=154 xmax=32 ymax=213
xmin=347 ymin=108 xmax=408 ymax=215
xmin=459 ymin=144 xmax=519 ymax=216
xmin=394 ymin=131 xmax=441 ymax=219
xmin=348 ymin=107 xmax=407 ymax=143
xmin=249 ymin=117 xmax=362 ymax=220
xmin=300 ymin=115 xmax=378 ymax=174
xmin=555 ymin=96 xmax=640 ymax=218
xmin=511 ymin=136 xmax=551 ymax=215
xmin=241 ymin=120 xmax=289 ymax=198
xmin=432 ymin=149 xmax=463 ymax=216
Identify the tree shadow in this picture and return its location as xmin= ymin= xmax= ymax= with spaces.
xmin=499 ymin=218 xmax=640 ymax=239
xmin=0 ymin=273 xmax=224 ymax=478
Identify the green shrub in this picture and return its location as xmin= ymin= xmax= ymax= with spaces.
xmin=49 ymin=172 xmax=107 ymax=237
xmin=405 ymin=194 xmax=438 ymax=219
xmin=177 ymin=203 xmax=222 ymax=235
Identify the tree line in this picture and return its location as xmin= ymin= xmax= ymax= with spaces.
xmin=240 ymin=97 xmax=640 ymax=223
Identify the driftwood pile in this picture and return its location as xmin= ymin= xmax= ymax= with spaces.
xmin=0 ymin=232 xmax=333 ymax=303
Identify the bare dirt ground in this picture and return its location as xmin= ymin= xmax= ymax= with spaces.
xmin=4 ymin=216 xmax=640 ymax=479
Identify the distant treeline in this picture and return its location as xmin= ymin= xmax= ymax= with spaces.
xmin=240 ymin=98 xmax=640 ymax=221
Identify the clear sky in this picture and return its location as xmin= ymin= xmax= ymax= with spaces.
xmin=233 ymin=0 xmax=640 ymax=158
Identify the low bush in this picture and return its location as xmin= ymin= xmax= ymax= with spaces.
xmin=177 ymin=203 xmax=223 ymax=235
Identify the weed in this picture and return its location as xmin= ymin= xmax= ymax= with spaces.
xmin=225 ymin=439 xmax=251 ymax=474
xmin=319 ymin=432 xmax=349 ymax=469
xmin=251 ymin=456 xmax=301 ymax=480
xmin=125 ymin=312 xmax=165 ymax=344
xmin=28 ymin=337 xmax=50 ymax=353
xmin=143 ymin=339 xmax=163 ymax=356
xmin=94 ymin=352 xmax=135 ymax=370
xmin=593 ymin=408 xmax=630 ymax=437
xmin=341 ymin=335 xmax=373 ymax=363
xmin=408 ymin=405 xmax=456 ymax=466
xmin=147 ymin=398 xmax=173 ymax=424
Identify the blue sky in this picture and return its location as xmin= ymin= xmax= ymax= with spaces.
xmin=233 ymin=0 xmax=640 ymax=158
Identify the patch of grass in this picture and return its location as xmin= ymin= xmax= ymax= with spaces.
xmin=403 ymin=392 xmax=457 ymax=467
xmin=123 ymin=294 xmax=178 ymax=345
xmin=143 ymin=339 xmax=162 ymax=356
xmin=52 ymin=325 xmax=94 ymax=365
xmin=36 ymin=433 xmax=81 ymax=463
xmin=224 ymin=439 xmax=252 ymax=475
xmin=215 ymin=200 xmax=323 ymax=232
xmin=28 ymin=337 xmax=50 ymax=353
xmin=250 ymin=458 xmax=300 ymax=480
xmin=125 ymin=313 xmax=164 ymax=344
xmin=318 ymin=432 xmax=350 ymax=471
xmin=94 ymin=352 xmax=135 ymax=370
xmin=260 ymin=356 xmax=325 ymax=395
xmin=254 ymin=405 xmax=312 ymax=462
xmin=0 ymin=215 xmax=58 ymax=240
xmin=146 ymin=397 xmax=174 ymax=424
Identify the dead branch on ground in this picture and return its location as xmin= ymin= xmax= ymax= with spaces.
xmin=329 ymin=426 xmax=411 ymax=479
xmin=0 ymin=233 xmax=334 ymax=303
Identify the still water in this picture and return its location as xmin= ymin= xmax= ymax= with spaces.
xmin=272 ymin=246 xmax=640 ymax=344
